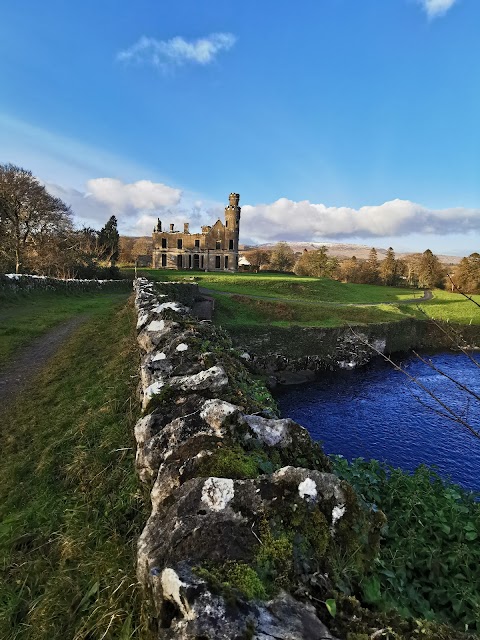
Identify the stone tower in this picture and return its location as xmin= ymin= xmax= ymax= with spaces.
xmin=225 ymin=193 xmax=241 ymax=232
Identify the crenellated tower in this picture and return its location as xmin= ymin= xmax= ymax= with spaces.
xmin=225 ymin=192 xmax=241 ymax=232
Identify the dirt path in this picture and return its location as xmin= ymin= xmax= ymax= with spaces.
xmin=199 ymin=287 xmax=433 ymax=307
xmin=0 ymin=315 xmax=88 ymax=409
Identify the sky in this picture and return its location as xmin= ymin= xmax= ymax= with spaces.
xmin=1 ymin=0 xmax=479 ymax=255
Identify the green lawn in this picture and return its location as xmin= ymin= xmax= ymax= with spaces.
xmin=0 ymin=291 xmax=129 ymax=367
xmin=0 ymin=298 xmax=151 ymax=640
xmin=123 ymin=268 xmax=480 ymax=327
xmin=405 ymin=289 xmax=480 ymax=325
xmin=123 ymin=268 xmax=418 ymax=303
xmin=212 ymin=293 xmax=414 ymax=328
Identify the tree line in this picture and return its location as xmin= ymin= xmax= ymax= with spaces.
xmin=244 ymin=242 xmax=478 ymax=291
xmin=0 ymin=164 xmax=120 ymax=278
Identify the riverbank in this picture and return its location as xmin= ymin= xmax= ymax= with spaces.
xmin=229 ymin=318 xmax=480 ymax=383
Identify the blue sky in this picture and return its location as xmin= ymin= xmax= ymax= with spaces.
xmin=1 ymin=0 xmax=479 ymax=254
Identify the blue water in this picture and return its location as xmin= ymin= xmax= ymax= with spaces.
xmin=276 ymin=352 xmax=480 ymax=492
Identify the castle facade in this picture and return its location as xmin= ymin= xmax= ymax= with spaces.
xmin=152 ymin=193 xmax=241 ymax=272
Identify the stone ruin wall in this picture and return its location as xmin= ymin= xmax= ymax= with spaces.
xmin=151 ymin=193 xmax=241 ymax=273
xmin=132 ymin=277 xmax=384 ymax=639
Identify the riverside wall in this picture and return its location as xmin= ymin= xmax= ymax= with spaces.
xmin=132 ymin=278 xmax=384 ymax=640
xmin=229 ymin=320 xmax=480 ymax=384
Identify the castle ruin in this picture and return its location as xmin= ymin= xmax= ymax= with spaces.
xmin=152 ymin=193 xmax=241 ymax=272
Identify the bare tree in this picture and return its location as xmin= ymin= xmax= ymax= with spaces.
xmin=243 ymin=248 xmax=271 ymax=273
xmin=131 ymin=237 xmax=153 ymax=260
xmin=0 ymin=163 xmax=72 ymax=273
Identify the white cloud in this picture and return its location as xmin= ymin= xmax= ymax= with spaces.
xmin=47 ymin=178 xmax=215 ymax=236
xmin=419 ymin=0 xmax=458 ymax=18
xmin=86 ymin=178 xmax=181 ymax=213
xmin=117 ymin=33 xmax=236 ymax=70
xmin=241 ymin=198 xmax=480 ymax=244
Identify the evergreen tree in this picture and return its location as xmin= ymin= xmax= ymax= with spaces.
xmin=380 ymin=247 xmax=398 ymax=286
xmin=365 ymin=247 xmax=380 ymax=284
xmin=99 ymin=215 xmax=120 ymax=266
xmin=417 ymin=249 xmax=445 ymax=288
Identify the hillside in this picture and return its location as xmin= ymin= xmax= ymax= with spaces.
xmin=247 ymin=241 xmax=463 ymax=265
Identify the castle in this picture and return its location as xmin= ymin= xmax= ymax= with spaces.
xmin=152 ymin=193 xmax=241 ymax=272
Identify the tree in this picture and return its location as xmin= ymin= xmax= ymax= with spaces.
xmin=131 ymin=237 xmax=153 ymax=260
xmin=118 ymin=236 xmax=135 ymax=264
xmin=364 ymin=247 xmax=380 ymax=284
xmin=294 ymin=246 xmax=338 ymax=278
xmin=0 ymin=163 xmax=72 ymax=273
xmin=417 ymin=249 xmax=445 ymax=289
xmin=99 ymin=215 xmax=120 ymax=266
xmin=269 ymin=242 xmax=295 ymax=272
xmin=403 ymin=253 xmax=422 ymax=288
xmin=380 ymin=247 xmax=398 ymax=286
xmin=243 ymin=248 xmax=271 ymax=273
xmin=454 ymin=253 xmax=480 ymax=294
xmin=339 ymin=256 xmax=360 ymax=283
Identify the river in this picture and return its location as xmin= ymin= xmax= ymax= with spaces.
xmin=276 ymin=352 xmax=480 ymax=492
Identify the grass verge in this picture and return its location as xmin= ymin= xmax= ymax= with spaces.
xmin=0 ymin=291 xmax=129 ymax=367
xmin=0 ymin=298 xmax=151 ymax=640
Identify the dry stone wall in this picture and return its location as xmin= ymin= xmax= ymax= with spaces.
xmin=0 ymin=273 xmax=130 ymax=295
xmin=133 ymin=278 xmax=385 ymax=640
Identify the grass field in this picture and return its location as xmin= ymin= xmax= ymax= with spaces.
xmin=124 ymin=268 xmax=418 ymax=303
xmin=212 ymin=293 xmax=415 ymax=327
xmin=122 ymin=268 xmax=480 ymax=327
xmin=404 ymin=289 xmax=480 ymax=325
xmin=0 ymin=297 xmax=151 ymax=640
xmin=0 ymin=291 xmax=129 ymax=367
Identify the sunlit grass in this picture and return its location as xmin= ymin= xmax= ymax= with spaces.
xmin=123 ymin=268 xmax=417 ymax=303
xmin=0 ymin=291 xmax=129 ymax=367
xmin=212 ymin=294 xmax=415 ymax=328
xmin=0 ymin=299 xmax=152 ymax=640
xmin=405 ymin=289 xmax=480 ymax=325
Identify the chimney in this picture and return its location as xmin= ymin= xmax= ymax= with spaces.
xmin=184 ymin=223 xmax=190 ymax=234
xmin=170 ymin=223 xmax=175 ymax=232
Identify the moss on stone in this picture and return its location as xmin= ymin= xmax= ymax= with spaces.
xmin=194 ymin=562 xmax=267 ymax=601
xmin=144 ymin=383 xmax=176 ymax=413
xmin=197 ymin=445 xmax=269 ymax=479
xmin=292 ymin=504 xmax=330 ymax=558
xmin=224 ymin=563 xmax=268 ymax=600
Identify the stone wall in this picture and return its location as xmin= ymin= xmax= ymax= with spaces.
xmin=229 ymin=320 xmax=480 ymax=383
xmin=0 ymin=273 xmax=131 ymax=296
xmin=132 ymin=278 xmax=384 ymax=639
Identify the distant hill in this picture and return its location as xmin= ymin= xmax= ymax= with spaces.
xmin=242 ymin=241 xmax=463 ymax=265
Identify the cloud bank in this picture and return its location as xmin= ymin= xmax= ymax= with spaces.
xmin=241 ymin=198 xmax=480 ymax=244
xmin=49 ymin=177 xmax=480 ymax=247
xmin=419 ymin=0 xmax=458 ymax=18
xmin=117 ymin=33 xmax=236 ymax=70
xmin=242 ymin=198 xmax=480 ymax=242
